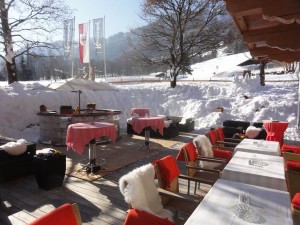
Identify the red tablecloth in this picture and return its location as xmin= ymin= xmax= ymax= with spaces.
xmin=263 ymin=121 xmax=288 ymax=147
xmin=130 ymin=108 xmax=150 ymax=117
xmin=66 ymin=122 xmax=116 ymax=155
xmin=132 ymin=116 xmax=164 ymax=135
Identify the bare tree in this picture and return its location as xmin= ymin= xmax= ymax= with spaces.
xmin=0 ymin=0 xmax=72 ymax=84
xmin=131 ymin=0 xmax=227 ymax=88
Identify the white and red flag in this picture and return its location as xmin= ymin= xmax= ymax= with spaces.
xmin=78 ymin=23 xmax=90 ymax=64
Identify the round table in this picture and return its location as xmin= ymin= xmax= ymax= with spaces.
xmin=66 ymin=122 xmax=116 ymax=173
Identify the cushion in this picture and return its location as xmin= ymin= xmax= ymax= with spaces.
xmin=124 ymin=209 xmax=175 ymax=225
xmin=286 ymin=160 xmax=300 ymax=172
xmin=212 ymin=149 xmax=232 ymax=162
xmin=163 ymin=120 xmax=172 ymax=128
xmin=215 ymin=128 xmax=225 ymax=140
xmin=28 ymin=204 xmax=78 ymax=225
xmin=245 ymin=126 xmax=262 ymax=139
xmin=0 ymin=139 xmax=27 ymax=156
xmin=282 ymin=144 xmax=300 ymax=151
xmin=292 ymin=193 xmax=300 ymax=210
xmin=152 ymin=155 xmax=180 ymax=189
xmin=176 ymin=142 xmax=197 ymax=162
xmin=206 ymin=131 xmax=218 ymax=145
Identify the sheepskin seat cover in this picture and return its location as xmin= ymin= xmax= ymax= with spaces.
xmin=119 ymin=163 xmax=173 ymax=222
xmin=193 ymin=135 xmax=214 ymax=157
xmin=245 ymin=126 xmax=262 ymax=139
xmin=0 ymin=139 xmax=27 ymax=156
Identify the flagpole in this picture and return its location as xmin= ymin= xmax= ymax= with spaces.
xmin=88 ymin=20 xmax=91 ymax=80
xmin=103 ymin=16 xmax=107 ymax=80
xmin=71 ymin=16 xmax=75 ymax=77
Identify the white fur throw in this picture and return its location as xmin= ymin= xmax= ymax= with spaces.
xmin=0 ymin=139 xmax=27 ymax=156
xmin=245 ymin=126 xmax=262 ymax=139
xmin=119 ymin=163 xmax=173 ymax=222
xmin=193 ymin=135 xmax=214 ymax=157
xmin=193 ymin=135 xmax=214 ymax=167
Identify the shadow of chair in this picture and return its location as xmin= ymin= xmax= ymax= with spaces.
xmin=176 ymin=141 xmax=223 ymax=194
xmin=27 ymin=203 xmax=82 ymax=225
xmin=153 ymin=155 xmax=212 ymax=220
xmin=283 ymin=152 xmax=300 ymax=199
xmin=119 ymin=163 xmax=176 ymax=224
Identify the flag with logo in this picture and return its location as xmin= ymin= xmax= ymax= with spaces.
xmin=63 ymin=19 xmax=74 ymax=59
xmin=79 ymin=23 xmax=90 ymax=64
xmin=93 ymin=18 xmax=104 ymax=54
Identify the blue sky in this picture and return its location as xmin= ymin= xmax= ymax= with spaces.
xmin=64 ymin=0 xmax=145 ymax=38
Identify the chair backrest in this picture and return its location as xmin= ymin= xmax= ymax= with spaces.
xmin=177 ymin=142 xmax=198 ymax=177
xmin=153 ymin=155 xmax=180 ymax=193
xmin=214 ymin=128 xmax=225 ymax=141
xmin=28 ymin=203 xmax=82 ymax=225
xmin=119 ymin=163 xmax=163 ymax=214
xmin=283 ymin=152 xmax=300 ymax=199
xmin=205 ymin=130 xmax=219 ymax=145
xmin=119 ymin=163 xmax=174 ymax=223
xmin=124 ymin=209 xmax=175 ymax=225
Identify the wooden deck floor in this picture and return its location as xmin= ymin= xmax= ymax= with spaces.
xmin=1 ymin=134 xmax=300 ymax=225
xmin=0 ymin=138 xmax=199 ymax=225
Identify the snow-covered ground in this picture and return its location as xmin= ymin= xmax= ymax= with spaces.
xmin=0 ymin=52 xmax=299 ymax=143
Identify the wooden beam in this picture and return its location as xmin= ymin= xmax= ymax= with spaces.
xmin=250 ymin=47 xmax=300 ymax=63
xmin=225 ymin=0 xmax=300 ymax=18
xmin=244 ymin=26 xmax=300 ymax=50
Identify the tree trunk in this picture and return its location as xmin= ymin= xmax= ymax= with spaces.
xmin=170 ymin=79 xmax=176 ymax=88
xmin=0 ymin=0 xmax=17 ymax=84
xmin=6 ymin=59 xmax=18 ymax=84
xmin=259 ymin=62 xmax=266 ymax=86
xmin=170 ymin=75 xmax=177 ymax=88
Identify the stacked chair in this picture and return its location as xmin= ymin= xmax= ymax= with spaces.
xmin=205 ymin=128 xmax=239 ymax=150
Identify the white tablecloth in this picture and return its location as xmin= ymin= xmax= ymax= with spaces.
xmin=221 ymin=151 xmax=287 ymax=191
xmin=234 ymin=138 xmax=280 ymax=156
xmin=185 ymin=179 xmax=292 ymax=225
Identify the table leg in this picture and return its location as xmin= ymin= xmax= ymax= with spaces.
xmin=87 ymin=139 xmax=100 ymax=173
xmin=143 ymin=127 xmax=153 ymax=151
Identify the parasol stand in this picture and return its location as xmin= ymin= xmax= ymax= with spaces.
xmin=71 ymin=90 xmax=82 ymax=113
